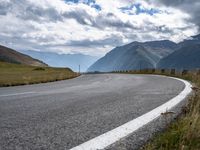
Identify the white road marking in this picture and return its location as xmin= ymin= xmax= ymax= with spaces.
xmin=0 ymin=92 xmax=36 ymax=97
xmin=70 ymin=77 xmax=192 ymax=150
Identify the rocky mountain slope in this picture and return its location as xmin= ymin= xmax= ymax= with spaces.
xmin=88 ymin=40 xmax=177 ymax=72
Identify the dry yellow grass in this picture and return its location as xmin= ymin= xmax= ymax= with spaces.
xmin=0 ymin=61 xmax=79 ymax=87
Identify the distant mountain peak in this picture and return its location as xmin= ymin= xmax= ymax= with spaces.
xmin=20 ymin=50 xmax=99 ymax=72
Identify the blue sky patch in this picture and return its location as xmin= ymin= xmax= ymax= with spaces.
xmin=65 ymin=0 xmax=79 ymax=3
xmin=65 ymin=0 xmax=101 ymax=11
xmin=120 ymin=3 xmax=161 ymax=16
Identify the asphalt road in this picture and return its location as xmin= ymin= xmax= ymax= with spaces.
xmin=0 ymin=74 xmax=185 ymax=150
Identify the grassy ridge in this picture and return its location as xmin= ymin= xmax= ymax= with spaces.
xmin=0 ymin=61 xmax=79 ymax=87
xmin=114 ymin=69 xmax=200 ymax=150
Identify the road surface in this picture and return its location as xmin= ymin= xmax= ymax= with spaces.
xmin=0 ymin=74 xmax=189 ymax=150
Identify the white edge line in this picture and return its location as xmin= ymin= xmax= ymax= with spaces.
xmin=70 ymin=76 xmax=193 ymax=150
xmin=0 ymin=92 xmax=36 ymax=97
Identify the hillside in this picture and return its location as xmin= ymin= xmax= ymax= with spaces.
xmin=20 ymin=50 xmax=99 ymax=72
xmin=0 ymin=45 xmax=47 ymax=67
xmin=88 ymin=40 xmax=177 ymax=72
xmin=157 ymin=44 xmax=200 ymax=70
xmin=158 ymin=34 xmax=200 ymax=70
xmin=0 ymin=61 xmax=78 ymax=86
xmin=178 ymin=34 xmax=200 ymax=47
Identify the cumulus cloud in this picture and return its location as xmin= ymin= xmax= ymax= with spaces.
xmin=149 ymin=0 xmax=200 ymax=30
xmin=0 ymin=0 xmax=199 ymax=56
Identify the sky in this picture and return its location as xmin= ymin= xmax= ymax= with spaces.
xmin=0 ymin=0 xmax=199 ymax=56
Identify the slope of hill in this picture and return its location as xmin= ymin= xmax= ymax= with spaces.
xmin=0 ymin=45 xmax=47 ymax=67
xmin=178 ymin=34 xmax=200 ymax=47
xmin=0 ymin=61 xmax=78 ymax=87
xmin=157 ymin=44 xmax=200 ymax=70
xmin=88 ymin=40 xmax=177 ymax=72
xmin=157 ymin=34 xmax=200 ymax=70
xmin=191 ymin=34 xmax=200 ymax=40
xmin=20 ymin=50 xmax=99 ymax=72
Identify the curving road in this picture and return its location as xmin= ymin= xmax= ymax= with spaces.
xmin=0 ymin=74 xmax=187 ymax=150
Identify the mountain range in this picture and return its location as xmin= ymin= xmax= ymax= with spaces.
xmin=157 ymin=34 xmax=200 ymax=70
xmin=20 ymin=50 xmax=99 ymax=72
xmin=88 ymin=34 xmax=200 ymax=72
xmin=88 ymin=40 xmax=178 ymax=72
xmin=0 ymin=45 xmax=47 ymax=67
xmin=1 ymin=34 xmax=200 ymax=72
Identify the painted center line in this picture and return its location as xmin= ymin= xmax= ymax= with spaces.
xmin=70 ymin=77 xmax=192 ymax=150
xmin=0 ymin=92 xmax=36 ymax=97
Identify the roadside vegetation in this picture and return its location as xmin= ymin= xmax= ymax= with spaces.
xmin=114 ymin=69 xmax=200 ymax=150
xmin=0 ymin=61 xmax=79 ymax=87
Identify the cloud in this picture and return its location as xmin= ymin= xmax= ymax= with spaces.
xmin=0 ymin=0 xmax=199 ymax=56
xmin=67 ymin=34 xmax=125 ymax=47
xmin=149 ymin=0 xmax=200 ymax=30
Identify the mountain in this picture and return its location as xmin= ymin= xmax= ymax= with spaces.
xmin=158 ymin=35 xmax=200 ymax=70
xmin=20 ymin=50 xmax=99 ymax=72
xmin=178 ymin=34 xmax=200 ymax=48
xmin=88 ymin=40 xmax=177 ymax=72
xmin=0 ymin=45 xmax=47 ymax=67
xmin=158 ymin=44 xmax=200 ymax=70
xmin=191 ymin=34 xmax=200 ymax=40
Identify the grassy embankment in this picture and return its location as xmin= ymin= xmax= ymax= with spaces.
xmin=114 ymin=69 xmax=200 ymax=150
xmin=0 ymin=61 xmax=79 ymax=87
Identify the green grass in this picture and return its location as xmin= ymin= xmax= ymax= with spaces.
xmin=0 ymin=61 xmax=79 ymax=87
xmin=115 ymin=69 xmax=200 ymax=150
